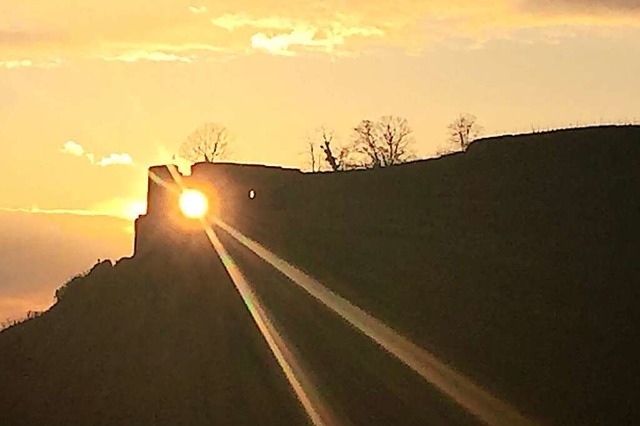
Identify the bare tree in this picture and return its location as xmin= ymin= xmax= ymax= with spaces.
xmin=307 ymin=139 xmax=320 ymax=172
xmin=306 ymin=127 xmax=352 ymax=172
xmin=304 ymin=117 xmax=414 ymax=172
xmin=377 ymin=115 xmax=414 ymax=166
xmin=448 ymin=114 xmax=481 ymax=151
xmin=353 ymin=120 xmax=381 ymax=168
xmin=319 ymin=128 xmax=342 ymax=172
xmin=352 ymin=116 xmax=415 ymax=168
xmin=179 ymin=123 xmax=230 ymax=163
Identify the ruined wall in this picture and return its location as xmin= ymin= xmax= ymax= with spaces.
xmin=133 ymin=127 xmax=640 ymax=274
xmin=133 ymin=162 xmax=303 ymax=255
xmin=125 ymin=126 xmax=640 ymax=426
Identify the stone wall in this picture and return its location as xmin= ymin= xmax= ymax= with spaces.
xmin=134 ymin=162 xmax=301 ymax=255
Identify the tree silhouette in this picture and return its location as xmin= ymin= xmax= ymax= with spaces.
xmin=306 ymin=138 xmax=320 ymax=172
xmin=307 ymin=127 xmax=351 ymax=172
xmin=353 ymin=116 xmax=414 ymax=168
xmin=179 ymin=123 xmax=230 ymax=163
xmin=448 ymin=114 xmax=481 ymax=151
xmin=319 ymin=128 xmax=342 ymax=172
xmin=353 ymin=120 xmax=381 ymax=168
xmin=305 ymin=117 xmax=414 ymax=172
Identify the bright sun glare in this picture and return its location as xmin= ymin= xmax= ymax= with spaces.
xmin=125 ymin=201 xmax=147 ymax=220
xmin=179 ymin=189 xmax=208 ymax=219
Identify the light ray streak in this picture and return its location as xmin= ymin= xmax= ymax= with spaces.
xmin=214 ymin=219 xmax=537 ymax=426
xmin=203 ymin=226 xmax=337 ymax=426
xmin=151 ymin=165 xmax=184 ymax=194
xmin=162 ymin=165 xmax=336 ymax=425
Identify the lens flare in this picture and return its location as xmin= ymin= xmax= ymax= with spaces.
xmin=214 ymin=219 xmax=537 ymax=426
xmin=179 ymin=189 xmax=208 ymax=219
xmin=203 ymin=227 xmax=336 ymax=426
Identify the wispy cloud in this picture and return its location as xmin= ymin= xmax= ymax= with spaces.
xmin=250 ymin=30 xmax=326 ymax=56
xmin=1 ymin=0 xmax=639 ymax=65
xmin=96 ymin=153 xmax=134 ymax=167
xmin=521 ymin=0 xmax=640 ymax=14
xmin=61 ymin=140 xmax=86 ymax=156
xmin=211 ymin=14 xmax=299 ymax=31
xmin=91 ymin=198 xmax=147 ymax=220
xmin=60 ymin=141 xmax=135 ymax=167
xmin=0 ymin=206 xmax=112 ymax=218
xmin=1 ymin=58 xmax=62 ymax=69
xmin=0 ymin=201 xmax=144 ymax=221
xmin=1 ymin=59 xmax=33 ymax=69
xmin=213 ymin=13 xmax=385 ymax=55
xmin=189 ymin=5 xmax=208 ymax=15
xmin=103 ymin=51 xmax=193 ymax=63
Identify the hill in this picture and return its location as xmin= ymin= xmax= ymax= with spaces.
xmin=1 ymin=126 xmax=639 ymax=425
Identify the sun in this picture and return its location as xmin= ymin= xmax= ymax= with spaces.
xmin=179 ymin=189 xmax=208 ymax=219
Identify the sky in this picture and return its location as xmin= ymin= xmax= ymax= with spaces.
xmin=1 ymin=0 xmax=640 ymax=321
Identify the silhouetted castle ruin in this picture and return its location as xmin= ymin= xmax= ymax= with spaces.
xmin=134 ymin=163 xmax=301 ymax=254
xmin=134 ymin=125 xmax=640 ymax=267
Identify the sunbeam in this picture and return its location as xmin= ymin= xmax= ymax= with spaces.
xmin=203 ymin=226 xmax=338 ymax=426
xmin=161 ymin=165 xmax=337 ymax=426
xmin=155 ymin=165 xmax=534 ymax=425
xmin=214 ymin=219 xmax=537 ymax=426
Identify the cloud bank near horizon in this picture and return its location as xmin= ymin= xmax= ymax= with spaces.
xmin=1 ymin=0 xmax=639 ymax=67
xmin=0 ymin=210 xmax=131 ymax=323
xmin=522 ymin=0 xmax=640 ymax=13
xmin=61 ymin=141 xmax=134 ymax=167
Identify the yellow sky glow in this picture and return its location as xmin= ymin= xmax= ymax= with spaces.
xmin=1 ymin=0 xmax=639 ymax=217
xmin=2 ymin=0 xmax=640 ymax=66
xmin=1 ymin=0 xmax=640 ymax=322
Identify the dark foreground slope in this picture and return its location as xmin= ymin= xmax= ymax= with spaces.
xmin=231 ymin=126 xmax=639 ymax=425
xmin=1 ymin=126 xmax=639 ymax=425
xmin=0 ymin=253 xmax=309 ymax=425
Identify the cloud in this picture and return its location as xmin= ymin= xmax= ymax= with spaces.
xmin=103 ymin=51 xmax=193 ymax=63
xmin=0 ymin=206 xmax=113 ymax=218
xmin=91 ymin=198 xmax=147 ymax=220
xmin=1 ymin=199 xmax=145 ymax=221
xmin=213 ymin=13 xmax=385 ymax=55
xmin=60 ymin=141 xmax=134 ymax=167
xmin=61 ymin=140 xmax=86 ymax=156
xmin=251 ymin=29 xmax=328 ymax=56
xmin=189 ymin=5 xmax=208 ymax=14
xmin=0 ymin=209 xmax=131 ymax=322
xmin=522 ymin=0 xmax=640 ymax=13
xmin=96 ymin=153 xmax=134 ymax=167
xmin=1 ymin=0 xmax=640 ymax=65
xmin=211 ymin=13 xmax=386 ymax=55
xmin=211 ymin=14 xmax=299 ymax=31
xmin=1 ymin=59 xmax=33 ymax=69
xmin=0 ymin=58 xmax=61 ymax=69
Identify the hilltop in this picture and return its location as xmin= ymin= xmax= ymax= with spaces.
xmin=1 ymin=126 xmax=639 ymax=425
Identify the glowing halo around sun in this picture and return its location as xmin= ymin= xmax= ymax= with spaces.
xmin=179 ymin=189 xmax=209 ymax=219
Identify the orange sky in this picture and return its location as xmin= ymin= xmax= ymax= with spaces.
xmin=1 ymin=0 xmax=640 ymax=320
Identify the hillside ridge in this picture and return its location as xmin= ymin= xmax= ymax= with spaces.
xmin=1 ymin=125 xmax=639 ymax=425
